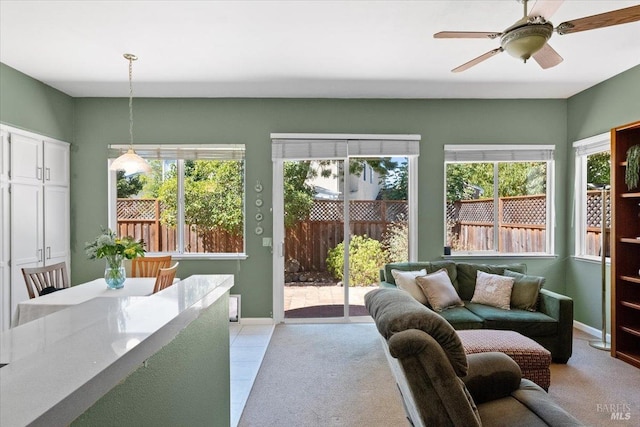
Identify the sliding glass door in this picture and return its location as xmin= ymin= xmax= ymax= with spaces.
xmin=271 ymin=134 xmax=419 ymax=323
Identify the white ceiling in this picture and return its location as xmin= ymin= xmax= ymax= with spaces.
xmin=1 ymin=0 xmax=639 ymax=99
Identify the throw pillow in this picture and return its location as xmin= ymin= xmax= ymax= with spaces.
xmin=415 ymin=268 xmax=464 ymax=312
xmin=391 ymin=269 xmax=428 ymax=304
xmin=503 ymin=269 xmax=545 ymax=311
xmin=470 ymin=271 xmax=514 ymax=310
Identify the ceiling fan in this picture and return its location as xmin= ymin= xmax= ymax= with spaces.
xmin=434 ymin=0 xmax=640 ymax=72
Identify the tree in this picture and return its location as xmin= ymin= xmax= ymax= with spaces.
xmin=380 ymin=161 xmax=408 ymax=200
xmin=446 ymin=163 xmax=493 ymax=201
xmin=586 ymin=152 xmax=610 ymax=186
xmin=498 ymin=162 xmax=546 ymax=196
xmin=446 ymin=162 xmax=547 ymax=201
xmin=157 ymin=160 xmax=244 ymax=252
xmin=116 ymin=170 xmax=144 ymax=198
xmin=284 ymin=161 xmax=315 ymax=228
xmin=349 ymin=158 xmax=397 ymax=179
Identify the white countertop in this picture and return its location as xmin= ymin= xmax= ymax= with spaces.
xmin=0 ymin=274 xmax=234 ymax=427
xmin=13 ymin=277 xmax=168 ymax=327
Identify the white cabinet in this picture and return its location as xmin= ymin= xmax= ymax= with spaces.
xmin=1 ymin=126 xmax=70 ymax=330
xmin=0 ymin=130 xmax=10 ymax=331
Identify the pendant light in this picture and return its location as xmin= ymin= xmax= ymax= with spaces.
xmin=110 ymin=53 xmax=151 ymax=175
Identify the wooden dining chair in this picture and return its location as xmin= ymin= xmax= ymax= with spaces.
xmin=131 ymin=255 xmax=172 ymax=278
xmin=153 ymin=262 xmax=179 ymax=294
xmin=21 ymin=262 xmax=70 ymax=299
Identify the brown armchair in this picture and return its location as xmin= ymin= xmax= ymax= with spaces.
xmin=366 ymin=288 xmax=583 ymax=427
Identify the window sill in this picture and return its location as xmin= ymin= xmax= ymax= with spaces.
xmin=572 ymin=255 xmax=611 ymax=265
xmin=144 ymin=252 xmax=249 ymax=261
xmin=442 ymin=253 xmax=557 ymax=260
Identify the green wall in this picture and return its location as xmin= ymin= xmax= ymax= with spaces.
xmin=3 ymin=59 xmax=639 ymax=325
xmin=72 ymin=97 xmax=567 ymax=317
xmin=566 ymin=65 xmax=640 ymax=330
xmin=72 ymin=293 xmax=230 ymax=427
xmin=0 ymin=63 xmax=75 ymax=141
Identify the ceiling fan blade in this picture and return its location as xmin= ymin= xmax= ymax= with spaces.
xmin=434 ymin=31 xmax=501 ymax=39
xmin=532 ymin=43 xmax=563 ymax=69
xmin=528 ymin=0 xmax=565 ymax=20
xmin=556 ymin=4 xmax=640 ymax=35
xmin=452 ymin=48 xmax=503 ymax=73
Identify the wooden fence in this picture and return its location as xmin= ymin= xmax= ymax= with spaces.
xmin=116 ymin=199 xmax=243 ymax=253
xmin=447 ymin=190 xmax=610 ymax=254
xmin=118 ymin=191 xmax=609 ymax=264
xmin=447 ymin=195 xmax=547 ymax=252
xmin=285 ymin=200 xmax=408 ymax=271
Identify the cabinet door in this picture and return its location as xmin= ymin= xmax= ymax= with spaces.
xmin=0 ymin=183 xmax=8 ymax=331
xmin=44 ymin=140 xmax=70 ymax=187
xmin=10 ymin=182 xmax=44 ymax=322
xmin=10 ymin=134 xmax=43 ymax=183
xmin=0 ymin=129 xmax=8 ymax=181
xmin=44 ymin=186 xmax=69 ymax=262
xmin=0 ymin=131 xmax=8 ymax=331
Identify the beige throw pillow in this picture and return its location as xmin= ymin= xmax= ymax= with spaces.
xmin=415 ymin=268 xmax=464 ymax=312
xmin=391 ymin=269 xmax=428 ymax=304
xmin=470 ymin=271 xmax=515 ymax=310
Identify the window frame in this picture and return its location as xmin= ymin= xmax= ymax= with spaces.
xmin=573 ymin=132 xmax=610 ymax=262
xmin=107 ymin=144 xmax=247 ymax=260
xmin=443 ymin=144 xmax=556 ymax=257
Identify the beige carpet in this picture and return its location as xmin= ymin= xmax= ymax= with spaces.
xmin=238 ymin=323 xmax=407 ymax=427
xmin=549 ymin=329 xmax=640 ymax=427
xmin=240 ymin=325 xmax=640 ymax=427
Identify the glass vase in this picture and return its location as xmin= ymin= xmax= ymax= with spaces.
xmin=105 ymin=256 xmax=126 ymax=289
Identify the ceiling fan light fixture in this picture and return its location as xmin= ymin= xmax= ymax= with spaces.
xmin=110 ymin=53 xmax=151 ymax=176
xmin=501 ymin=23 xmax=553 ymax=61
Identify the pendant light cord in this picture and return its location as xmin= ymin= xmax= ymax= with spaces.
xmin=128 ymin=55 xmax=134 ymax=148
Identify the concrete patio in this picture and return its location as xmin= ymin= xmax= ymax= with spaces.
xmin=283 ymin=284 xmax=378 ymax=318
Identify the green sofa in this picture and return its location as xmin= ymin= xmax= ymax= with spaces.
xmin=379 ymin=261 xmax=573 ymax=363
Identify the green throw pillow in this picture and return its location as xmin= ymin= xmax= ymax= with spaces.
xmin=503 ymin=269 xmax=545 ymax=311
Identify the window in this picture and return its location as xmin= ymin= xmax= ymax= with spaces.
xmin=108 ymin=144 xmax=246 ymax=258
xmin=444 ymin=145 xmax=555 ymax=255
xmin=573 ymin=133 xmax=610 ymax=260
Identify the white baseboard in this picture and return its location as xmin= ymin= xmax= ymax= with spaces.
xmin=573 ymin=320 xmax=610 ymax=341
xmin=240 ymin=318 xmax=275 ymax=325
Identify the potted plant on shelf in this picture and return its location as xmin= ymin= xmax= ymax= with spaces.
xmin=85 ymin=228 xmax=145 ymax=289
xmin=625 ymin=144 xmax=640 ymax=191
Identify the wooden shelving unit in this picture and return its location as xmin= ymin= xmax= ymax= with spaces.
xmin=611 ymin=120 xmax=640 ymax=369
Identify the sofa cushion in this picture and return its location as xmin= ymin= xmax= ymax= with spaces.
xmin=470 ymin=271 xmax=514 ymax=310
xmin=477 ymin=396 xmax=557 ymax=427
xmin=365 ymin=288 xmax=468 ymax=376
xmin=504 ymin=269 xmax=545 ymax=311
xmin=464 ymin=302 xmax=558 ymax=337
xmin=384 ymin=261 xmax=458 ymax=290
xmin=456 ymin=263 xmax=527 ymax=301
xmin=391 ymin=269 xmax=428 ymax=304
xmin=415 ymin=269 xmax=464 ymax=312
xmin=438 ymin=306 xmax=484 ymax=330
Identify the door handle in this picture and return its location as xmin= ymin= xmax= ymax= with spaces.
xmin=46 ymin=167 xmax=51 ymax=181
xmin=37 ymin=248 xmax=43 ymax=262
xmin=37 ymin=167 xmax=43 ymax=180
xmin=46 ymin=246 xmax=51 ymax=259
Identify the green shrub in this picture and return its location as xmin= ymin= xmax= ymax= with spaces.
xmin=381 ymin=219 xmax=408 ymax=263
xmin=326 ymin=235 xmax=385 ymax=286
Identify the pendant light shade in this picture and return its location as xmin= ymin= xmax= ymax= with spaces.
xmin=110 ymin=53 xmax=151 ymax=175
xmin=110 ymin=148 xmax=151 ymax=174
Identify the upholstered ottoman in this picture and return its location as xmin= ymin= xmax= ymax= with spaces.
xmin=457 ymin=329 xmax=552 ymax=391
